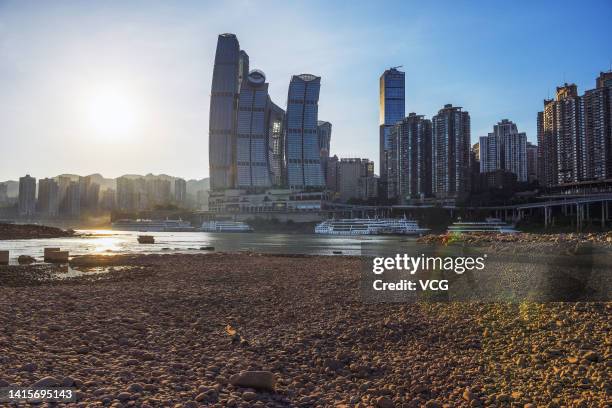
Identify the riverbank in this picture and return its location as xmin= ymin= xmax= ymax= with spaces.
xmin=0 ymin=253 xmax=609 ymax=407
xmin=0 ymin=223 xmax=74 ymax=240
xmin=419 ymin=231 xmax=612 ymax=245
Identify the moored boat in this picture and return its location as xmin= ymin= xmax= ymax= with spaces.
xmin=447 ymin=217 xmax=519 ymax=233
xmin=315 ymin=217 xmax=428 ymax=236
xmin=200 ymin=221 xmax=254 ymax=232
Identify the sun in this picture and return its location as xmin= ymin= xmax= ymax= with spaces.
xmin=83 ymin=85 xmax=141 ymax=140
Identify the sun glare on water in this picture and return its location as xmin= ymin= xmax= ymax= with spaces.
xmin=83 ymin=85 xmax=142 ymax=140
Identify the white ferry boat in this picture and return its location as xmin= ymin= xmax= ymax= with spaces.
xmin=200 ymin=221 xmax=254 ymax=232
xmin=315 ymin=218 xmax=428 ymax=236
xmin=111 ymin=219 xmax=195 ymax=232
xmin=447 ymin=217 xmax=519 ymax=234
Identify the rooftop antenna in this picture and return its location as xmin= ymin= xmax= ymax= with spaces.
xmin=390 ymin=65 xmax=403 ymax=70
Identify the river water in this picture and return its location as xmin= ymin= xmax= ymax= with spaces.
xmin=0 ymin=229 xmax=418 ymax=263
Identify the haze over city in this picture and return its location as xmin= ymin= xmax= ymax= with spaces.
xmin=1 ymin=0 xmax=611 ymax=180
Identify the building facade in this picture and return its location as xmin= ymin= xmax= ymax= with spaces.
xmin=389 ymin=113 xmax=432 ymax=203
xmin=317 ymin=120 xmax=332 ymax=181
xmin=379 ymin=67 xmax=405 ymax=199
xmin=37 ymin=178 xmax=59 ymax=217
xmin=327 ymin=158 xmax=377 ymax=202
xmin=236 ymin=70 xmax=278 ymax=188
xmin=209 ymin=33 xmax=242 ymax=190
xmin=479 ymin=119 xmax=527 ymax=182
xmin=582 ymin=71 xmax=612 ymax=180
xmin=268 ymin=102 xmax=286 ymax=187
xmin=174 ymin=178 xmax=187 ymax=204
xmin=526 ymin=142 xmax=538 ymax=183
xmin=285 ymin=74 xmax=324 ymax=189
xmin=432 ymin=104 xmax=471 ymax=199
xmin=18 ymin=175 xmax=36 ymax=217
xmin=537 ymin=72 xmax=612 ymax=187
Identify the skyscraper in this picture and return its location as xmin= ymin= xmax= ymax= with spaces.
xmin=389 ymin=113 xmax=432 ymax=203
xmin=582 ymin=71 xmax=612 ymax=180
xmin=432 ymin=104 xmax=471 ymax=199
xmin=379 ymin=67 xmax=405 ymax=199
xmin=333 ymin=158 xmax=376 ymax=202
xmin=526 ymin=142 xmax=538 ymax=183
xmin=236 ymin=70 xmax=276 ymax=188
xmin=209 ymin=33 xmax=241 ymax=190
xmin=479 ymin=119 xmax=527 ymax=182
xmin=18 ymin=174 xmax=36 ymax=217
xmin=268 ymin=102 xmax=285 ymax=187
xmin=317 ymin=121 xmax=332 ymax=180
xmin=285 ymin=74 xmax=324 ymax=189
xmin=538 ymin=84 xmax=583 ymax=186
xmin=174 ymin=178 xmax=187 ymax=204
xmin=37 ymin=178 xmax=59 ymax=217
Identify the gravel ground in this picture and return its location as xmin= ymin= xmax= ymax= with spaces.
xmin=0 ymin=253 xmax=610 ymax=407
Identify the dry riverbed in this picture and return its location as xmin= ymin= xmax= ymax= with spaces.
xmin=0 ymin=253 xmax=610 ymax=407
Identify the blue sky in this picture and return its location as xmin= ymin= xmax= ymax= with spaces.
xmin=1 ymin=0 xmax=611 ymax=180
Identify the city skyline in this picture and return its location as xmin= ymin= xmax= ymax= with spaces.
xmin=1 ymin=1 xmax=611 ymax=180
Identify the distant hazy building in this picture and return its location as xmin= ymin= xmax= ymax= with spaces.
xmin=209 ymin=33 xmax=241 ymax=190
xmin=317 ymin=121 xmax=332 ymax=180
xmin=0 ymin=183 xmax=7 ymax=203
xmin=236 ymin=70 xmax=277 ymax=188
xmin=100 ymin=189 xmax=116 ymax=211
xmin=389 ymin=113 xmax=432 ymax=203
xmin=37 ymin=178 xmax=59 ymax=217
xmin=379 ymin=67 xmax=405 ymax=199
xmin=63 ymin=181 xmax=80 ymax=218
xmin=79 ymin=176 xmax=100 ymax=212
xmin=432 ymin=104 xmax=471 ymax=199
xmin=146 ymin=179 xmax=171 ymax=207
xmin=526 ymin=142 xmax=538 ymax=183
xmin=18 ymin=174 xmax=36 ymax=217
xmin=479 ymin=119 xmax=527 ymax=182
xmin=174 ymin=178 xmax=187 ymax=204
xmin=285 ymin=74 xmax=324 ymax=189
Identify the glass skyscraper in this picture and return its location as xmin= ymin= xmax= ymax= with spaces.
xmin=285 ymin=74 xmax=324 ymax=189
xmin=209 ymin=33 xmax=241 ymax=190
xmin=236 ymin=69 xmax=280 ymax=188
xmin=379 ymin=67 xmax=405 ymax=199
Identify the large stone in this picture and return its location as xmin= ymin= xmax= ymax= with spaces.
xmin=0 ymin=250 xmax=8 ymax=265
xmin=229 ymin=370 xmax=275 ymax=391
xmin=18 ymin=255 xmax=36 ymax=264
xmin=46 ymin=250 xmax=69 ymax=263
xmin=43 ymin=248 xmax=61 ymax=262
xmin=31 ymin=376 xmax=59 ymax=388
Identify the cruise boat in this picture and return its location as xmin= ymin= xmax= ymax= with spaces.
xmin=111 ymin=219 xmax=195 ymax=232
xmin=200 ymin=221 xmax=254 ymax=232
xmin=315 ymin=218 xmax=428 ymax=236
xmin=447 ymin=217 xmax=519 ymax=234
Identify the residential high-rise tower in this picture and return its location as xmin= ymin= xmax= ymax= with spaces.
xmin=432 ymin=104 xmax=471 ymax=199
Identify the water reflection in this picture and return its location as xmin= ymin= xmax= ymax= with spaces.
xmin=0 ymin=229 xmax=418 ymax=263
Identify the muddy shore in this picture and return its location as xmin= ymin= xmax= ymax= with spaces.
xmin=0 ymin=223 xmax=74 ymax=240
xmin=0 ymin=253 xmax=610 ymax=407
